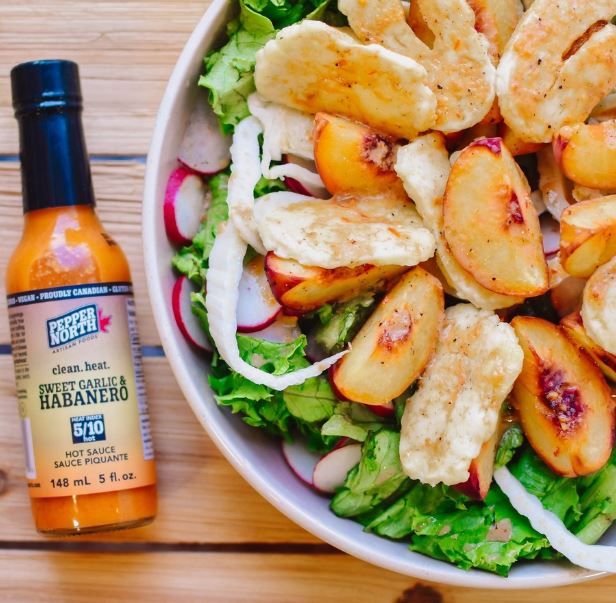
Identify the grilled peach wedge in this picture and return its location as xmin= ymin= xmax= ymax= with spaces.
xmin=560 ymin=196 xmax=616 ymax=278
xmin=550 ymin=274 xmax=586 ymax=318
xmin=264 ymin=253 xmax=407 ymax=315
xmin=561 ymin=312 xmax=616 ymax=383
xmin=331 ymin=267 xmax=443 ymax=405
xmin=556 ymin=121 xmax=616 ymax=189
xmin=313 ymin=113 xmax=405 ymax=196
xmin=444 ymin=138 xmax=548 ymax=297
xmin=511 ymin=316 xmax=615 ymax=477
xmin=454 ymin=424 xmax=501 ymax=501
xmin=455 ymin=440 xmax=497 ymax=501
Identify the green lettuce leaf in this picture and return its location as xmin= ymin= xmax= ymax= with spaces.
xmin=331 ymin=429 xmax=408 ymax=517
xmin=364 ymin=475 xmax=549 ymax=576
xmin=209 ymin=334 xmax=339 ymax=452
xmin=407 ymin=486 xmax=549 ymax=576
xmin=321 ymin=401 xmax=389 ymax=442
xmin=575 ymin=461 xmax=616 ymax=544
xmin=495 ymin=423 xmax=524 ymax=468
xmin=283 ymin=378 xmax=337 ymax=423
xmin=254 ymin=174 xmax=287 ymax=197
xmin=510 ymin=445 xmax=616 ymax=544
xmin=314 ymin=295 xmax=376 ymax=353
xmin=244 ymin=0 xmax=330 ymax=28
xmin=199 ymin=0 xmax=330 ymax=133
xmin=198 ymin=4 xmax=275 ymax=133
xmin=332 ymin=433 xmax=555 ymax=575
xmin=172 ymin=172 xmax=229 ymax=287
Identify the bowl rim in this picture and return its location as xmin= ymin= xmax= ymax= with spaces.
xmin=142 ymin=0 xmax=604 ymax=589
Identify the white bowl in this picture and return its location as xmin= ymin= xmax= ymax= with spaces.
xmin=143 ymin=0 xmax=607 ymax=588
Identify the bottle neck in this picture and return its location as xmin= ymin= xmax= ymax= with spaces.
xmin=17 ymin=107 xmax=95 ymax=213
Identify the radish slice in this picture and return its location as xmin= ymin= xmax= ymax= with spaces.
xmin=164 ymin=166 xmax=208 ymax=246
xmin=283 ymin=154 xmax=330 ymax=199
xmin=171 ymin=276 xmax=212 ymax=352
xmin=250 ymin=315 xmax=301 ymax=343
xmin=312 ymin=444 xmax=362 ymax=494
xmin=282 ymin=440 xmax=320 ymax=488
xmin=237 ymin=256 xmax=282 ymax=333
xmin=540 ymin=214 xmax=560 ymax=258
xmin=494 ymin=467 xmax=616 ymax=573
xmin=205 ymin=221 xmax=348 ymax=390
xmin=228 ymin=116 xmax=266 ymax=254
xmin=178 ymin=98 xmax=231 ymax=175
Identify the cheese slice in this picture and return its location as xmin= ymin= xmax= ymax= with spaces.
xmin=339 ymin=0 xmax=496 ymax=133
xmin=254 ymin=20 xmax=436 ymax=140
xmin=254 ymin=191 xmax=435 ymax=269
xmin=400 ymin=304 xmax=523 ymax=486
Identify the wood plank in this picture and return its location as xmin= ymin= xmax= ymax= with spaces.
xmin=2 ymin=551 xmax=616 ymax=603
xmin=0 ymin=1 xmax=212 ymax=154
xmin=0 ymin=356 xmax=319 ymax=544
xmin=0 ymin=161 xmax=161 ymax=345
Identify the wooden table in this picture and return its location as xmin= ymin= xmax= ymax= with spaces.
xmin=0 ymin=2 xmax=615 ymax=601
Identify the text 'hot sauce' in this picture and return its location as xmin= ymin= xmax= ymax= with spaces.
xmin=6 ymin=60 xmax=157 ymax=534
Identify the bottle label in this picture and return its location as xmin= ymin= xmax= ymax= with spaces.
xmin=7 ymin=282 xmax=156 ymax=498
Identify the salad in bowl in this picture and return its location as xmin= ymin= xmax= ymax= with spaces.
xmin=153 ymin=0 xmax=616 ymax=581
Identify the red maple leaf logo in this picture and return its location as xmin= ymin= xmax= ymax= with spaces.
xmin=98 ymin=308 xmax=112 ymax=333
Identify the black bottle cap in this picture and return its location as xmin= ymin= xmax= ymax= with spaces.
xmin=10 ymin=60 xmax=95 ymax=212
xmin=11 ymin=59 xmax=82 ymax=116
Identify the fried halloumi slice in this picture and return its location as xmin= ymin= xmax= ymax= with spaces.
xmin=254 ymin=191 xmax=435 ymax=269
xmin=394 ymin=133 xmax=523 ymax=309
xmin=581 ymin=255 xmax=616 ymax=355
xmin=254 ymin=21 xmax=436 ymax=140
xmin=339 ymin=0 xmax=496 ymax=133
xmin=497 ymin=0 xmax=616 ymax=143
xmin=400 ymin=304 xmax=523 ymax=486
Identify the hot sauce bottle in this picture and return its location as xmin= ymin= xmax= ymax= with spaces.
xmin=6 ymin=60 xmax=157 ymax=534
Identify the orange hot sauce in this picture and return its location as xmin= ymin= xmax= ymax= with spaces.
xmin=7 ymin=60 xmax=157 ymax=534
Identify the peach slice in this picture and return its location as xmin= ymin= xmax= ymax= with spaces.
xmin=550 ymin=274 xmax=586 ymax=318
xmin=264 ymin=253 xmax=407 ymax=315
xmin=557 ymin=121 xmax=616 ymax=189
xmin=313 ymin=113 xmax=404 ymax=196
xmin=561 ymin=312 xmax=616 ymax=383
xmin=443 ymin=138 xmax=548 ymax=297
xmin=500 ymin=123 xmax=544 ymax=156
xmin=560 ymin=196 xmax=616 ymax=278
xmin=511 ymin=316 xmax=615 ymax=477
xmin=331 ymin=267 xmax=443 ymax=405
xmin=453 ymin=424 xmax=501 ymax=501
